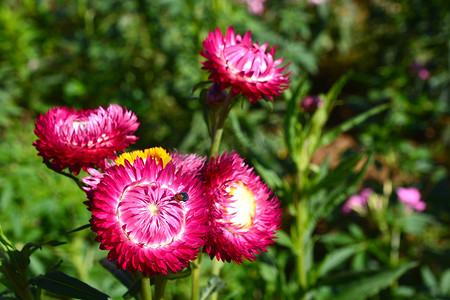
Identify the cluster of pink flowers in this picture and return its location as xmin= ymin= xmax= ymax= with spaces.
xmin=33 ymin=26 xmax=287 ymax=277
xmin=342 ymin=187 xmax=426 ymax=215
xmin=33 ymin=105 xmax=281 ymax=276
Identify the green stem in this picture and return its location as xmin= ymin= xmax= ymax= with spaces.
xmin=154 ymin=275 xmax=168 ymax=300
xmin=191 ymin=253 xmax=203 ymax=300
xmin=209 ymin=92 xmax=233 ymax=158
xmin=390 ymin=227 xmax=401 ymax=267
xmin=210 ymin=259 xmax=224 ymax=300
xmin=296 ymin=198 xmax=308 ymax=297
xmin=140 ymin=275 xmax=152 ymax=300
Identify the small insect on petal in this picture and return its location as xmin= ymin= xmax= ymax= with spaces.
xmin=174 ymin=192 xmax=189 ymax=202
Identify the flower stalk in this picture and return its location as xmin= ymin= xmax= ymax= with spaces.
xmin=140 ymin=275 xmax=152 ymax=300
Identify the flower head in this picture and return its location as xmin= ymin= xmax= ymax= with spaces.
xmin=200 ymin=26 xmax=291 ymax=102
xmin=88 ymin=154 xmax=210 ymax=276
xmin=396 ymin=187 xmax=426 ymax=212
xmin=33 ymin=105 xmax=139 ymax=175
xmin=203 ymin=151 xmax=282 ymax=263
xmin=342 ymin=188 xmax=372 ymax=214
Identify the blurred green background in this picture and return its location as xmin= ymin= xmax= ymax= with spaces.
xmin=0 ymin=0 xmax=449 ymax=299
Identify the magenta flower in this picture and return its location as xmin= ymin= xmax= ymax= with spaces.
xmin=33 ymin=105 xmax=139 ymax=175
xmin=88 ymin=156 xmax=210 ymax=276
xmin=202 ymin=151 xmax=282 ymax=264
xmin=396 ymin=187 xmax=426 ymax=212
xmin=342 ymin=188 xmax=372 ymax=214
xmin=200 ymin=26 xmax=291 ymax=102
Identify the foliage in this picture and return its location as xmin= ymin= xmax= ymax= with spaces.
xmin=0 ymin=0 xmax=448 ymax=299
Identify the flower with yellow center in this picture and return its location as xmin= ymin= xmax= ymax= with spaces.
xmin=203 ymin=151 xmax=282 ymax=264
xmin=88 ymin=156 xmax=210 ymax=276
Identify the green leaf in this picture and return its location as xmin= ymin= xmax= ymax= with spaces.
xmin=275 ymin=230 xmax=296 ymax=252
xmin=313 ymin=244 xmax=365 ymax=282
xmin=30 ymin=271 xmax=110 ymax=300
xmin=403 ymin=213 xmax=434 ymax=234
xmin=191 ymin=80 xmax=212 ymax=94
xmin=199 ymin=275 xmax=225 ymax=300
xmin=317 ymin=262 xmax=417 ymax=300
xmin=348 ymin=224 xmax=365 ymax=240
xmin=421 ymin=265 xmax=438 ymax=291
xmin=307 ymin=152 xmax=373 ymax=236
xmin=440 ymin=269 xmax=450 ymax=295
xmin=283 ymin=76 xmax=309 ymax=159
xmin=320 ymin=103 xmax=389 ymax=147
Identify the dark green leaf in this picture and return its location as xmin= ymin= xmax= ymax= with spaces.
xmin=99 ymin=258 xmax=133 ymax=288
xmin=30 ymin=271 xmax=110 ymax=300
xmin=192 ymin=80 xmax=212 ymax=94
xmin=64 ymin=224 xmax=92 ymax=235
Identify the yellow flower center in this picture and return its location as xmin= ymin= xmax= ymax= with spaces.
xmin=147 ymin=203 xmax=159 ymax=216
xmin=226 ymin=182 xmax=256 ymax=229
xmin=115 ymin=147 xmax=172 ymax=167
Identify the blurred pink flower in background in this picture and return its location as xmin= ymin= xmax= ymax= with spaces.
xmin=396 ymin=187 xmax=426 ymax=212
xmin=411 ymin=62 xmax=430 ymax=80
xmin=342 ymin=188 xmax=373 ymax=214
xmin=301 ymin=95 xmax=323 ymax=113
xmin=307 ymin=0 xmax=327 ymax=5
xmin=239 ymin=0 xmax=267 ymax=15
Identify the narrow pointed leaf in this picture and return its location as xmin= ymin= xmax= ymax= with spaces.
xmin=199 ymin=276 xmax=225 ymax=300
xmin=320 ymin=103 xmax=389 ymax=147
xmin=30 ymin=271 xmax=110 ymax=300
xmin=328 ymin=262 xmax=418 ymax=300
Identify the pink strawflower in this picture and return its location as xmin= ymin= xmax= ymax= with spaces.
xmin=203 ymin=151 xmax=282 ymax=264
xmin=342 ymin=188 xmax=372 ymax=214
xmin=83 ymin=147 xmax=173 ymax=210
xmin=33 ymin=104 xmax=139 ymax=175
xmin=301 ymin=95 xmax=323 ymax=113
xmin=200 ymin=26 xmax=291 ymax=103
xmin=396 ymin=187 xmax=426 ymax=212
xmin=88 ymin=155 xmax=210 ymax=276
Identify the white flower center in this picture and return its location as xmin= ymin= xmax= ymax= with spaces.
xmin=226 ymin=182 xmax=256 ymax=229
